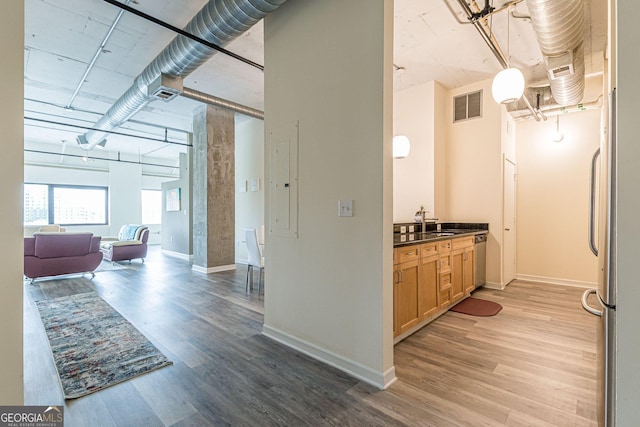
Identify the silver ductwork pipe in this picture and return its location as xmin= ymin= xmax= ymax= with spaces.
xmin=526 ymin=0 xmax=585 ymax=106
xmin=78 ymin=0 xmax=286 ymax=150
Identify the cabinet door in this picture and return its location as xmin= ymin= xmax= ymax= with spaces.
xmin=394 ymin=259 xmax=420 ymax=337
xmin=463 ymin=247 xmax=475 ymax=294
xmin=451 ymin=248 xmax=465 ymax=303
xmin=419 ymin=255 xmax=439 ymax=319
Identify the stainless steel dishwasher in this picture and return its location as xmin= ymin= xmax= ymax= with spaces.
xmin=474 ymin=233 xmax=487 ymax=288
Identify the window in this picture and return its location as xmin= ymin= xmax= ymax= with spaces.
xmin=141 ymin=189 xmax=162 ymax=225
xmin=24 ymin=184 xmax=108 ymax=226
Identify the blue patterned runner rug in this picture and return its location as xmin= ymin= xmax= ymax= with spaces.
xmin=35 ymin=292 xmax=172 ymax=399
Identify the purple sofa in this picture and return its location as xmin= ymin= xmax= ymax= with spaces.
xmin=24 ymin=232 xmax=103 ymax=282
xmin=100 ymin=225 xmax=149 ymax=263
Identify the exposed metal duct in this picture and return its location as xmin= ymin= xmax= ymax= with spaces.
xmin=525 ymin=0 xmax=585 ymax=106
xmin=78 ymin=0 xmax=286 ymax=150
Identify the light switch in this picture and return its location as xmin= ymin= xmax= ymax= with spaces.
xmin=338 ymin=200 xmax=353 ymax=217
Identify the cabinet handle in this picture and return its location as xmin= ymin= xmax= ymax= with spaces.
xmin=399 ymin=270 xmax=403 ymax=283
xmin=437 ymin=260 xmax=441 ymax=270
xmin=464 ymin=252 xmax=467 ymax=261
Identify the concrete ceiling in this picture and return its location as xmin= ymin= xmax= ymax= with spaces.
xmin=24 ymin=0 xmax=608 ymax=162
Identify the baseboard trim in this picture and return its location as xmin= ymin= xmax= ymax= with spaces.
xmin=482 ymin=281 xmax=505 ymax=290
xmin=192 ymin=264 xmax=236 ymax=274
xmin=161 ymin=249 xmax=193 ymax=261
xmin=262 ymin=325 xmax=397 ymax=390
xmin=515 ymin=274 xmax=596 ymax=289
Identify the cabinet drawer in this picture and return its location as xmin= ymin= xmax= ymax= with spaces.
xmin=439 ymin=254 xmax=451 ymax=272
xmin=421 ymin=242 xmax=439 ymax=258
xmin=439 ymin=272 xmax=452 ymax=291
xmin=452 ymin=236 xmax=474 ymax=250
xmin=396 ymin=246 xmax=421 ymax=264
xmin=440 ymin=288 xmax=452 ymax=307
xmin=438 ymin=240 xmax=452 ymax=253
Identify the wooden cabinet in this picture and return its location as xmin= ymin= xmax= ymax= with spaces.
xmin=393 ymin=258 xmax=420 ymax=336
xmin=437 ymin=239 xmax=453 ymax=309
xmin=451 ymin=237 xmax=475 ymax=303
xmin=419 ymin=254 xmax=439 ymax=319
xmin=393 ymin=235 xmax=477 ymax=339
xmin=451 ymin=248 xmax=465 ymax=303
xmin=463 ymin=246 xmax=475 ymax=294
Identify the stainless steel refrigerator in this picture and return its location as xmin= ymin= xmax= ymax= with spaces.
xmin=582 ymin=88 xmax=616 ymax=427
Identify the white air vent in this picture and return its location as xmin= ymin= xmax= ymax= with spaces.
xmin=147 ymin=74 xmax=183 ymax=102
xmin=546 ymin=51 xmax=575 ymax=80
xmin=454 ymin=90 xmax=482 ymax=122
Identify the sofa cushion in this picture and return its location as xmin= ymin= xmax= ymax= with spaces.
xmin=33 ymin=233 xmax=93 ymax=259
xmin=134 ymin=226 xmax=148 ymax=241
xmin=118 ymin=224 xmax=141 ymax=241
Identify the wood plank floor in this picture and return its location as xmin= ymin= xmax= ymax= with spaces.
xmin=24 ymin=247 xmax=598 ymax=426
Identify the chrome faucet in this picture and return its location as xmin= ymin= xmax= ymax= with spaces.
xmin=418 ymin=205 xmax=427 ymax=233
xmin=415 ymin=205 xmax=438 ymax=233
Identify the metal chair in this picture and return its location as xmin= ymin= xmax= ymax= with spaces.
xmin=244 ymin=228 xmax=265 ymax=294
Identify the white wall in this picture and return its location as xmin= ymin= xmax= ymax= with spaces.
xmin=235 ymin=117 xmax=265 ymax=263
xmin=615 ymin=0 xmax=640 ymax=422
xmin=433 ymin=82 xmax=448 ymax=220
xmin=393 ymin=82 xmax=435 ymax=222
xmin=0 ymin=0 xmax=24 ymax=404
xmin=515 ymin=109 xmax=600 ymax=286
xmin=446 ymin=79 xmax=505 ymax=287
xmin=264 ymin=0 xmax=395 ymax=389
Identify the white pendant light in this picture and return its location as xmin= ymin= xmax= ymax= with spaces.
xmin=393 ymin=135 xmax=411 ymax=159
xmin=491 ymin=5 xmax=525 ymax=105
xmin=492 ymin=67 xmax=525 ymax=104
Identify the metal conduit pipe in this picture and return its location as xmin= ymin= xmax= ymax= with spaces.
xmin=66 ymin=0 xmax=132 ymax=109
xmin=181 ymin=87 xmax=264 ymax=120
xmin=512 ymin=95 xmax=603 ymax=120
xmin=78 ymin=0 xmax=287 ymax=150
xmin=455 ymin=0 xmax=542 ymax=121
xmin=526 ymin=0 xmax=585 ymax=106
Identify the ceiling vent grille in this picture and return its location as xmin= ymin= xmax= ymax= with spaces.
xmin=454 ymin=90 xmax=482 ymax=122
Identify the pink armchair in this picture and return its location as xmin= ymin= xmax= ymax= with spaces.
xmin=100 ymin=225 xmax=149 ymax=263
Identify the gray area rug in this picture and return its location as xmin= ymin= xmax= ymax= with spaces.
xmin=95 ymin=261 xmax=130 ymax=272
xmin=35 ymin=292 xmax=172 ymax=399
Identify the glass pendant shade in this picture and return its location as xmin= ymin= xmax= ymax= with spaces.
xmin=393 ymin=135 xmax=411 ymax=159
xmin=491 ymin=67 xmax=525 ymax=104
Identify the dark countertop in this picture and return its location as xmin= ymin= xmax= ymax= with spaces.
xmin=394 ymin=229 xmax=488 ymax=248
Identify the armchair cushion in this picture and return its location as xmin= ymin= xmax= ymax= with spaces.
xmin=109 ymin=240 xmax=143 ymax=247
xmin=118 ymin=224 xmax=140 ymax=241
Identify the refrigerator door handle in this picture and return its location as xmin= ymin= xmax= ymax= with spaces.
xmin=581 ymin=288 xmax=603 ymax=317
xmin=588 ymin=148 xmax=600 ymax=256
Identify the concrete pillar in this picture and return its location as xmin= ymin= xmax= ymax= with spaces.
xmin=192 ymin=105 xmax=235 ymax=272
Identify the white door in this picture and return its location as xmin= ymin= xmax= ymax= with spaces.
xmin=503 ymin=158 xmax=516 ymax=286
